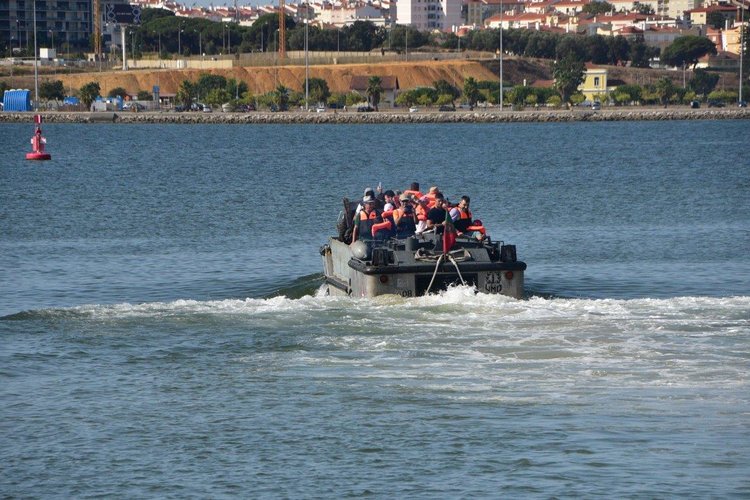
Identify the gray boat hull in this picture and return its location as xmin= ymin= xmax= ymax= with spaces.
xmin=321 ymin=235 xmax=526 ymax=299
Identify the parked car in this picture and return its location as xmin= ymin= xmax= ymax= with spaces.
xmin=739 ymin=100 xmax=748 ymax=108
xmin=591 ymin=101 xmax=601 ymax=110
xmin=356 ymin=105 xmax=375 ymax=112
xmin=174 ymin=104 xmax=186 ymax=112
xmin=438 ymin=105 xmax=455 ymax=111
xmin=707 ymin=100 xmax=725 ymax=108
xmin=408 ymin=106 xmax=418 ymax=113
xmin=316 ymin=104 xmax=326 ymax=113
xmin=123 ymin=102 xmax=145 ymax=112
xmin=202 ymin=105 xmax=213 ymax=113
xmin=690 ymin=100 xmax=700 ymax=109
xmin=239 ymin=103 xmax=256 ymax=112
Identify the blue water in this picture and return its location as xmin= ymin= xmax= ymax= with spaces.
xmin=1 ymin=121 xmax=749 ymax=497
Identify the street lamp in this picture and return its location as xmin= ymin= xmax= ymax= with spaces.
xmin=305 ymin=17 xmax=309 ymax=110
xmin=178 ymin=23 xmax=182 ymax=56
xmin=194 ymin=30 xmax=202 ymax=59
xmin=740 ymin=5 xmax=745 ymax=105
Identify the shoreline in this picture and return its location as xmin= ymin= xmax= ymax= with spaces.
xmin=1 ymin=107 xmax=749 ymax=124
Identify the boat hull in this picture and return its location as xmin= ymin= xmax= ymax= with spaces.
xmin=321 ymin=237 xmax=526 ymax=299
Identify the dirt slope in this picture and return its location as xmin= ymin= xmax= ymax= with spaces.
xmin=51 ymin=59 xmax=528 ymax=96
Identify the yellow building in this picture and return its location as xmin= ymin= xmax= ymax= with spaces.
xmin=578 ymin=66 xmax=609 ymax=102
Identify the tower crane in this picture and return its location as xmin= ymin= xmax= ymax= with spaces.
xmin=93 ymin=0 xmax=102 ymax=59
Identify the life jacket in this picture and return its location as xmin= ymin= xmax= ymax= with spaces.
xmin=371 ymin=210 xmax=396 ymax=239
xmin=403 ymin=189 xmax=423 ymax=200
xmin=357 ymin=209 xmax=380 ymax=240
xmin=423 ymin=193 xmax=437 ymax=208
xmin=454 ymin=207 xmax=474 ymax=233
xmin=466 ymin=219 xmax=487 ymax=237
xmin=394 ymin=206 xmax=417 ymax=237
xmin=415 ymin=204 xmax=428 ymax=221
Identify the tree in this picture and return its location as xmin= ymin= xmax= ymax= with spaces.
xmin=433 ymin=79 xmax=459 ymax=106
xmin=655 ymin=77 xmax=677 ymax=105
xmin=194 ymin=73 xmax=228 ymax=100
xmin=79 ymin=81 xmax=101 ymax=108
xmin=204 ymin=88 xmax=230 ymax=107
xmin=661 ymin=36 xmax=717 ymax=69
xmin=614 ymin=84 xmax=642 ymax=104
xmin=553 ymin=55 xmax=585 ymax=106
xmin=582 ymin=1 xmax=614 ymax=15
xmin=273 ymin=85 xmax=289 ymax=111
xmin=706 ymin=11 xmax=725 ymax=29
xmin=226 ymin=78 xmax=248 ymax=101
xmin=108 ymin=87 xmax=128 ymax=98
xmin=175 ymin=80 xmax=195 ymax=107
xmin=689 ymin=69 xmax=719 ymax=97
xmin=366 ymin=76 xmax=383 ymax=110
xmin=39 ymin=80 xmax=65 ymax=101
xmin=634 ymin=2 xmax=655 ymax=14
xmin=629 ymin=39 xmax=656 ymax=68
xmin=137 ymin=90 xmax=152 ymax=100
xmin=463 ymin=77 xmax=481 ymax=109
xmin=307 ymin=77 xmax=330 ymax=104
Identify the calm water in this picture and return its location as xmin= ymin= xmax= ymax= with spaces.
xmin=1 ymin=121 xmax=749 ymax=497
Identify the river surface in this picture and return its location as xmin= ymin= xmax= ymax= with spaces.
xmin=1 ymin=121 xmax=748 ymax=497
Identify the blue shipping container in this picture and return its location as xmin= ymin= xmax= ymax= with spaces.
xmin=3 ymin=89 xmax=32 ymax=112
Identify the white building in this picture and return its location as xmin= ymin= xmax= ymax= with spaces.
xmin=395 ymin=0 xmax=462 ymax=31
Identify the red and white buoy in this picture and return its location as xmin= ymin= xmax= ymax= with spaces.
xmin=26 ymin=114 xmax=51 ymax=161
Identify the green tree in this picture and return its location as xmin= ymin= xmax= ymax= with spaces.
xmin=582 ymin=1 xmax=614 ymax=15
xmin=307 ymin=77 xmax=331 ymax=104
xmin=463 ymin=77 xmax=481 ymax=109
xmin=366 ymin=76 xmax=383 ymax=110
xmin=553 ymin=55 xmax=585 ymax=106
xmin=175 ymin=80 xmax=195 ymax=107
xmin=689 ymin=69 xmax=720 ymax=97
xmin=108 ymin=87 xmax=128 ymax=98
xmin=137 ymin=90 xmax=152 ymax=100
xmin=661 ymin=36 xmax=717 ymax=69
xmin=204 ymin=88 xmax=230 ymax=107
xmin=635 ymin=2 xmax=655 ymax=14
xmin=39 ymin=80 xmax=65 ymax=101
xmin=226 ymin=78 xmax=248 ymax=101
xmin=706 ymin=11 xmax=725 ymax=29
xmin=655 ymin=77 xmax=677 ymax=105
xmin=433 ymin=79 xmax=459 ymax=106
xmin=79 ymin=81 xmax=101 ymax=108
xmin=547 ymin=94 xmax=562 ymax=108
xmin=194 ymin=73 xmax=228 ymax=101
xmin=273 ymin=85 xmax=289 ymax=111
xmin=614 ymin=84 xmax=643 ymax=104
xmin=629 ymin=39 xmax=656 ymax=68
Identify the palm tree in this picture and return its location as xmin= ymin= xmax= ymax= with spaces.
xmin=274 ymin=85 xmax=289 ymax=111
xmin=366 ymin=76 xmax=383 ymax=111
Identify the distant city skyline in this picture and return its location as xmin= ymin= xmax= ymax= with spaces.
xmin=186 ymin=0 xmax=273 ymax=7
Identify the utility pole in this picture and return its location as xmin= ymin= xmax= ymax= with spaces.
xmin=500 ymin=0 xmax=504 ymax=110
xmin=740 ymin=5 xmax=745 ymax=104
xmin=279 ymin=0 xmax=286 ymax=60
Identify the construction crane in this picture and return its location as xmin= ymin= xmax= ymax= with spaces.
xmin=279 ymin=0 xmax=286 ymax=60
xmin=93 ymin=0 xmax=102 ymax=59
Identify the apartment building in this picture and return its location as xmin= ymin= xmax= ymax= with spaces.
xmin=395 ymin=0 xmax=462 ymax=31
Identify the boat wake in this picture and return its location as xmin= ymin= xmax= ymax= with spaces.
xmin=3 ymin=285 xmax=749 ymax=330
